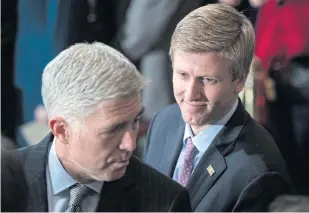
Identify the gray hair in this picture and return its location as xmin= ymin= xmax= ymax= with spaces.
xmin=42 ymin=42 xmax=145 ymax=123
xmin=170 ymin=3 xmax=255 ymax=80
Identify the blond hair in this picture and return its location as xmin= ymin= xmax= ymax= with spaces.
xmin=170 ymin=3 xmax=255 ymax=80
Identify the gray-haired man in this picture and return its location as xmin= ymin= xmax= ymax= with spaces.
xmin=14 ymin=42 xmax=191 ymax=212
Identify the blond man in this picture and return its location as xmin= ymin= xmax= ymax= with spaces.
xmin=145 ymin=3 xmax=291 ymax=211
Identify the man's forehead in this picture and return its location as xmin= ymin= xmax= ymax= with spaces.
xmin=94 ymin=104 xmax=143 ymax=132
xmin=96 ymin=95 xmax=142 ymax=117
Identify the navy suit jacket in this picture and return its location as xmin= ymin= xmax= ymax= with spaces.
xmin=145 ymin=101 xmax=292 ymax=211
xmin=15 ymin=134 xmax=192 ymax=212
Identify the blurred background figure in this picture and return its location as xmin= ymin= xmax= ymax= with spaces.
xmin=15 ymin=0 xmax=56 ymax=131
xmin=1 ymin=0 xmax=22 ymax=143
xmin=14 ymin=0 xmax=121 ymax=146
xmin=269 ymin=195 xmax=309 ymax=211
xmin=218 ymin=0 xmax=242 ymax=6
xmin=34 ymin=104 xmax=49 ymax=125
xmin=14 ymin=0 xmax=133 ymax=127
xmin=1 ymin=149 xmax=29 ymax=212
xmin=252 ymin=0 xmax=309 ymax=194
xmin=1 ymin=135 xmax=18 ymax=150
xmin=248 ymin=0 xmax=268 ymax=7
xmin=118 ymin=0 xmax=200 ymax=121
xmin=203 ymin=0 xmax=258 ymax=23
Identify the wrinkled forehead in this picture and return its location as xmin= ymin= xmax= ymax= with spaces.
xmin=89 ymin=95 xmax=143 ymax=122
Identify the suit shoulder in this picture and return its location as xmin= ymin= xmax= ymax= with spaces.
xmin=242 ymin=118 xmax=281 ymax=157
xmin=156 ymin=103 xmax=181 ymax=119
xmin=246 ymin=118 xmax=274 ymax=142
xmin=147 ymin=103 xmax=182 ymax=137
xmin=11 ymin=141 xmax=48 ymax=163
xmin=10 ymin=145 xmax=32 ymax=160
xmin=235 ymin=117 xmax=289 ymax=178
xmin=151 ymin=103 xmax=182 ymax=128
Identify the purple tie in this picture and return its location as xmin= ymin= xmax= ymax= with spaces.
xmin=179 ymin=137 xmax=197 ymax=186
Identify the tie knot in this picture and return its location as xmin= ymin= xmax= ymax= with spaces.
xmin=69 ymin=184 xmax=92 ymax=206
xmin=186 ymin=137 xmax=196 ymax=152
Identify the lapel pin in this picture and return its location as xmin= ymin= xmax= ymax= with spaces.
xmin=207 ymin=165 xmax=215 ymax=176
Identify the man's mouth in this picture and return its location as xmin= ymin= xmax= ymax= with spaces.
xmin=114 ymin=160 xmax=130 ymax=170
xmin=184 ymin=101 xmax=207 ymax=107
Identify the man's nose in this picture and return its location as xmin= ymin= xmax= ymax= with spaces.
xmin=185 ymin=79 xmax=202 ymax=101
xmin=119 ymin=129 xmax=137 ymax=152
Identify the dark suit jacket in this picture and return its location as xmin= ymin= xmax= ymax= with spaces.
xmin=15 ymin=134 xmax=192 ymax=212
xmin=145 ymin=101 xmax=292 ymax=211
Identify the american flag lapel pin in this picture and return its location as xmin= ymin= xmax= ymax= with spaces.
xmin=207 ymin=165 xmax=215 ymax=176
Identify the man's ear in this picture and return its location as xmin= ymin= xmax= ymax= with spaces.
xmin=234 ymin=76 xmax=246 ymax=93
xmin=49 ymin=116 xmax=70 ymax=144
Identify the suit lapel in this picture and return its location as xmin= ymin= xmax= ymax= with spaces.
xmin=187 ymin=100 xmax=249 ymax=210
xmin=187 ymin=146 xmax=226 ymax=210
xmin=24 ymin=134 xmax=138 ymax=212
xmin=24 ymin=134 xmax=53 ymax=212
xmin=159 ymin=116 xmax=185 ymax=177
xmin=96 ymin=156 xmax=136 ymax=211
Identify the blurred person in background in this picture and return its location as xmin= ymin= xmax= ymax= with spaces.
xmin=12 ymin=42 xmax=191 ymax=212
xmin=54 ymin=0 xmax=119 ymax=52
xmin=252 ymin=0 xmax=309 ymax=194
xmin=117 ymin=0 xmax=200 ymax=137
xmin=1 ymin=149 xmax=29 ymax=212
xmin=199 ymin=0 xmax=258 ymax=24
xmin=15 ymin=0 xmax=121 ymax=147
xmin=1 ymin=0 xmax=22 ymax=143
xmin=145 ymin=3 xmax=292 ymax=211
xmin=269 ymin=195 xmax=309 ymax=211
xmin=15 ymin=0 xmax=59 ymax=134
xmin=1 ymin=135 xmax=18 ymax=150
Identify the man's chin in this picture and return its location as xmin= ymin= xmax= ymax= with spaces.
xmin=182 ymin=112 xmax=205 ymax=124
xmin=182 ymin=114 xmax=216 ymax=129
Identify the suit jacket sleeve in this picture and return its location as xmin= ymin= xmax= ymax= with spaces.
xmin=168 ymin=187 xmax=192 ymax=212
xmin=232 ymin=172 xmax=292 ymax=211
xmin=119 ymin=0 xmax=184 ymax=61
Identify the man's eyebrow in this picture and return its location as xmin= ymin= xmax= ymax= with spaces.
xmin=99 ymin=107 xmax=145 ymax=134
xmin=175 ymin=69 xmax=189 ymax=73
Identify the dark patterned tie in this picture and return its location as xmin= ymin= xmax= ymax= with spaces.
xmin=65 ymin=184 xmax=92 ymax=212
xmin=178 ymin=137 xmax=197 ymax=186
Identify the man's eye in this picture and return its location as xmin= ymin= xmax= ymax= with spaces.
xmin=108 ymin=123 xmax=126 ymax=134
xmin=134 ymin=116 xmax=141 ymax=123
xmin=203 ymin=77 xmax=217 ymax=84
xmin=132 ymin=117 xmax=141 ymax=130
xmin=178 ymin=72 xmax=188 ymax=78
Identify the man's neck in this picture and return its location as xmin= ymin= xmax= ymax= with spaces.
xmin=55 ymin=141 xmax=93 ymax=184
xmin=191 ymin=124 xmax=210 ymax=135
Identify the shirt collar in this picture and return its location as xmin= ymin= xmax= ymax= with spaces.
xmin=48 ymin=139 xmax=103 ymax=195
xmin=183 ymin=99 xmax=239 ymax=151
